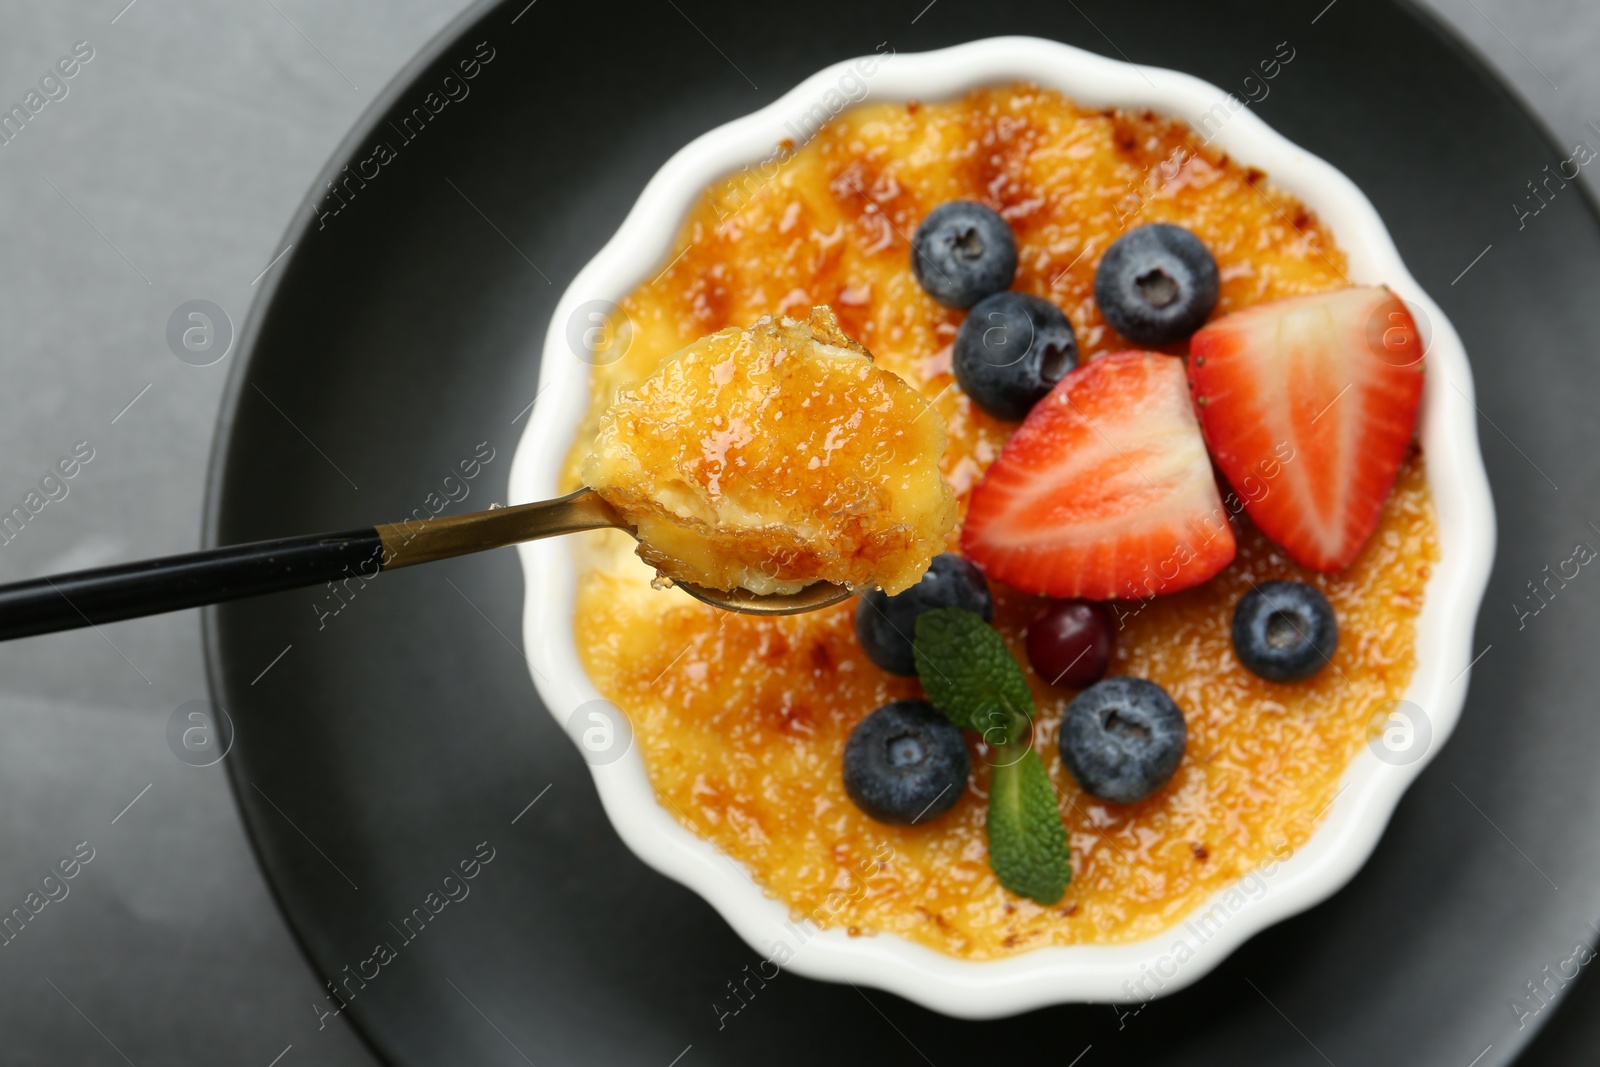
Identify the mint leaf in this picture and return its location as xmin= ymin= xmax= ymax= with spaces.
xmin=913 ymin=606 xmax=1072 ymax=904
xmin=913 ymin=607 xmax=1034 ymax=744
xmin=986 ymin=743 xmax=1072 ymax=905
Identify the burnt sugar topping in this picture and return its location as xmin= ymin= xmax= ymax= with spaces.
xmin=563 ymin=84 xmax=1437 ymax=959
xmin=582 ymin=306 xmax=955 ymax=597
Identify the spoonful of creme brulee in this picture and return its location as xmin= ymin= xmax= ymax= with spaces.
xmin=0 ymin=306 xmax=956 ymax=639
xmin=579 ymin=306 xmax=955 ymax=613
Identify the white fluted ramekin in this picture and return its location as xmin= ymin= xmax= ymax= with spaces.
xmin=508 ymin=36 xmax=1495 ymax=1017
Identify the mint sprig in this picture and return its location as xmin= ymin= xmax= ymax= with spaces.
xmin=913 ymin=608 xmax=1072 ymax=905
xmin=987 ymin=744 xmax=1072 ymax=905
xmin=913 ymin=607 xmax=1034 ymax=743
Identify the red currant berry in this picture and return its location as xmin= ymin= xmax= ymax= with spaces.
xmin=1025 ymin=599 xmax=1113 ymax=689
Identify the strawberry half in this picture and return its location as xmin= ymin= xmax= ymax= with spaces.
xmin=961 ymin=351 xmax=1236 ymax=601
xmin=1188 ymin=286 xmax=1425 ymax=572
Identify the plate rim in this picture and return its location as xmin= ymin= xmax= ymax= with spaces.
xmin=198 ymin=1 xmax=507 ymax=1063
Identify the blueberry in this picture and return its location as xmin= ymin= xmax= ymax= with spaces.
xmin=1059 ymin=677 xmax=1186 ymax=804
xmin=1231 ymin=581 xmax=1339 ymax=682
xmin=855 ymin=553 xmax=992 ymax=675
xmin=1093 ymin=223 xmax=1219 ymax=345
xmin=953 ymin=291 xmax=1079 ymax=420
xmin=843 ymin=700 xmax=969 ymax=825
xmin=911 ymin=201 xmax=1018 ymax=309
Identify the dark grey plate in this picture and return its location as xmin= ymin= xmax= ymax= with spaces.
xmin=203 ymin=0 xmax=1600 ymax=1063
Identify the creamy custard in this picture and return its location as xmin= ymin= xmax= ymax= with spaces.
xmin=582 ymin=307 xmax=955 ymax=596
xmin=562 ymin=85 xmax=1438 ymax=958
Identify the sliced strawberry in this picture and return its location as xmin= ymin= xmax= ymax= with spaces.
xmin=1188 ymin=286 xmax=1425 ymax=572
xmin=961 ymin=351 xmax=1236 ymax=601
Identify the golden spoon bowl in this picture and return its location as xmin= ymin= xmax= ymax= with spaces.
xmin=378 ymin=487 xmax=852 ymax=616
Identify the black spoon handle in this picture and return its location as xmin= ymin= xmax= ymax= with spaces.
xmin=0 ymin=489 xmax=624 ymax=642
xmin=0 ymin=529 xmax=385 ymax=640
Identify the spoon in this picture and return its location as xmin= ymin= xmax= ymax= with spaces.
xmin=0 ymin=488 xmax=851 ymax=641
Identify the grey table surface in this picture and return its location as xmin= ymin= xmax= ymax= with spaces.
xmin=0 ymin=1 xmax=1592 ymax=1064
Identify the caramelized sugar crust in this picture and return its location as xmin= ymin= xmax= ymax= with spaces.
xmin=582 ymin=307 xmax=955 ymax=596
xmin=564 ymin=85 xmax=1438 ymax=957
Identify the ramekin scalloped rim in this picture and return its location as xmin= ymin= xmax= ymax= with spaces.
xmin=508 ymin=36 xmax=1495 ymax=1017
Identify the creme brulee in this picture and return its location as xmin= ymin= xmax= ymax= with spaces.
xmin=561 ymin=84 xmax=1437 ymax=959
xmin=582 ymin=306 xmax=955 ymax=596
